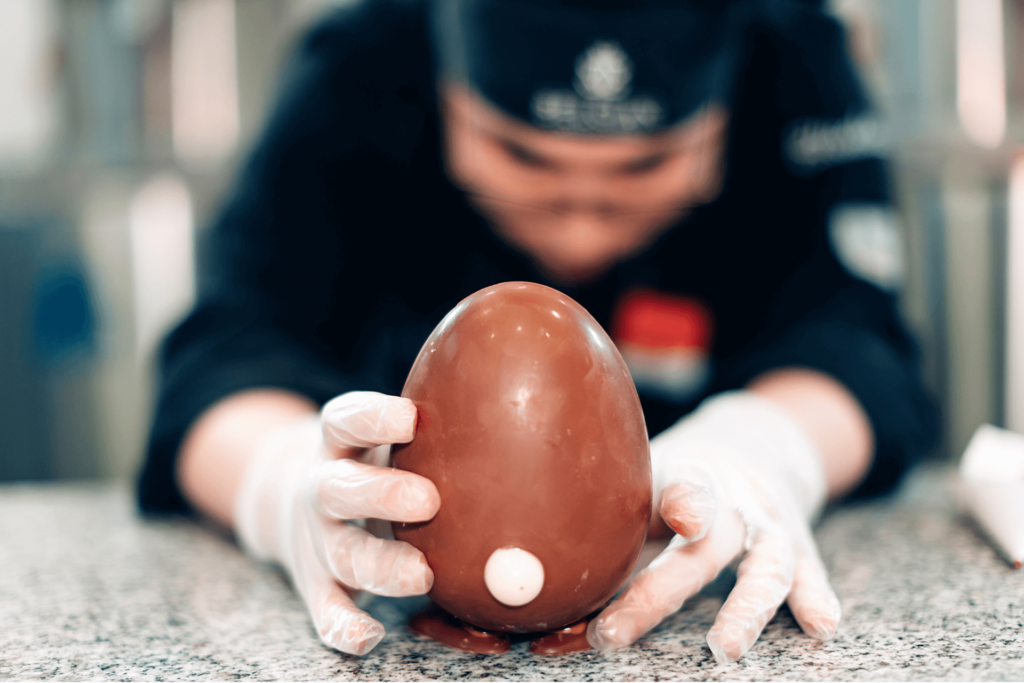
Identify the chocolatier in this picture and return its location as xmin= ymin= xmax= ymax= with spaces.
xmin=139 ymin=0 xmax=938 ymax=664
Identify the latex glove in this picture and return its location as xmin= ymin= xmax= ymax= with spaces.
xmin=234 ymin=391 xmax=440 ymax=655
xmin=588 ymin=391 xmax=841 ymax=663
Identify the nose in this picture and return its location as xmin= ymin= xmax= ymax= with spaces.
xmin=552 ymin=173 xmax=610 ymax=216
xmin=484 ymin=547 xmax=545 ymax=606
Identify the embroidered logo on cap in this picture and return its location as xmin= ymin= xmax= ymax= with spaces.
xmin=574 ymin=41 xmax=632 ymax=101
xmin=531 ymin=40 xmax=664 ymax=134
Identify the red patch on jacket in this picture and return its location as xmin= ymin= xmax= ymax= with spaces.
xmin=611 ymin=290 xmax=714 ymax=400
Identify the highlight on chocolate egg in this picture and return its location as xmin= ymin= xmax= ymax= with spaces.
xmin=391 ymin=282 xmax=652 ymax=651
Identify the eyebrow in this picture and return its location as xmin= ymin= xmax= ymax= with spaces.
xmin=496 ymin=137 xmax=554 ymax=169
xmin=618 ymin=152 xmax=669 ymax=174
xmin=492 ymin=132 xmax=692 ymax=175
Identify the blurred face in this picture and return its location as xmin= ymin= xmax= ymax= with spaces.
xmin=442 ymin=83 xmax=728 ymax=285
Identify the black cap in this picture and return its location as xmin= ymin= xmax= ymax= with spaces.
xmin=432 ymin=0 xmax=747 ymax=134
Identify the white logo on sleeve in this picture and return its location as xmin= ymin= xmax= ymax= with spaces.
xmin=829 ymin=203 xmax=905 ymax=290
xmin=574 ymin=41 xmax=632 ymax=100
xmin=784 ymin=114 xmax=891 ymax=171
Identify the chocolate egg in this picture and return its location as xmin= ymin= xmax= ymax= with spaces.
xmin=391 ymin=282 xmax=652 ymax=633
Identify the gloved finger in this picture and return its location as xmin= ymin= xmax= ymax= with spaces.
xmin=292 ymin=513 xmax=386 ymax=655
xmin=312 ymin=517 xmax=433 ymax=597
xmin=658 ymin=479 xmax=717 ymax=542
xmin=312 ymin=458 xmax=440 ymax=522
xmin=588 ymin=503 xmax=746 ymax=650
xmin=322 ymin=392 xmax=417 ymax=452
xmin=706 ymin=526 xmax=794 ymax=664
xmin=310 ymin=578 xmax=386 ymax=656
xmin=787 ymin=554 xmax=842 ymax=641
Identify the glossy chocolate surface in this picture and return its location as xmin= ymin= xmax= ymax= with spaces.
xmin=392 ymin=282 xmax=651 ymax=633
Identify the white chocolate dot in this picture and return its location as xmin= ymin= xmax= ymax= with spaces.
xmin=483 ymin=547 xmax=545 ymax=607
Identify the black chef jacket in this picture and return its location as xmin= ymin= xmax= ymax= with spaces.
xmin=138 ymin=0 xmax=938 ymax=513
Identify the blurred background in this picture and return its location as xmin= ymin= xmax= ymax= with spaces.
xmin=0 ymin=0 xmax=1022 ymax=484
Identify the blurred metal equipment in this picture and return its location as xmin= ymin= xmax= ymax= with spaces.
xmin=0 ymin=0 xmax=340 ymax=482
xmin=832 ymin=0 xmax=1022 ymax=458
xmin=171 ymin=0 xmax=240 ymax=166
xmin=1008 ymin=157 xmax=1024 ymax=433
xmin=0 ymin=222 xmax=99 ymax=481
xmin=0 ymin=228 xmax=52 ymax=480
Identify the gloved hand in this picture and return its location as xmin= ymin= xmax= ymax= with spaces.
xmin=233 ymin=391 xmax=440 ymax=655
xmin=588 ymin=391 xmax=841 ymax=663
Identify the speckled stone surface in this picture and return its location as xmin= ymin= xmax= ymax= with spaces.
xmin=1 ymin=466 xmax=1022 ymax=681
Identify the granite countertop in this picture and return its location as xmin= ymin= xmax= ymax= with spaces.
xmin=1 ymin=466 xmax=1022 ymax=681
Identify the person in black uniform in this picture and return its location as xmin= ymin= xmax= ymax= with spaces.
xmin=139 ymin=0 xmax=937 ymax=662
